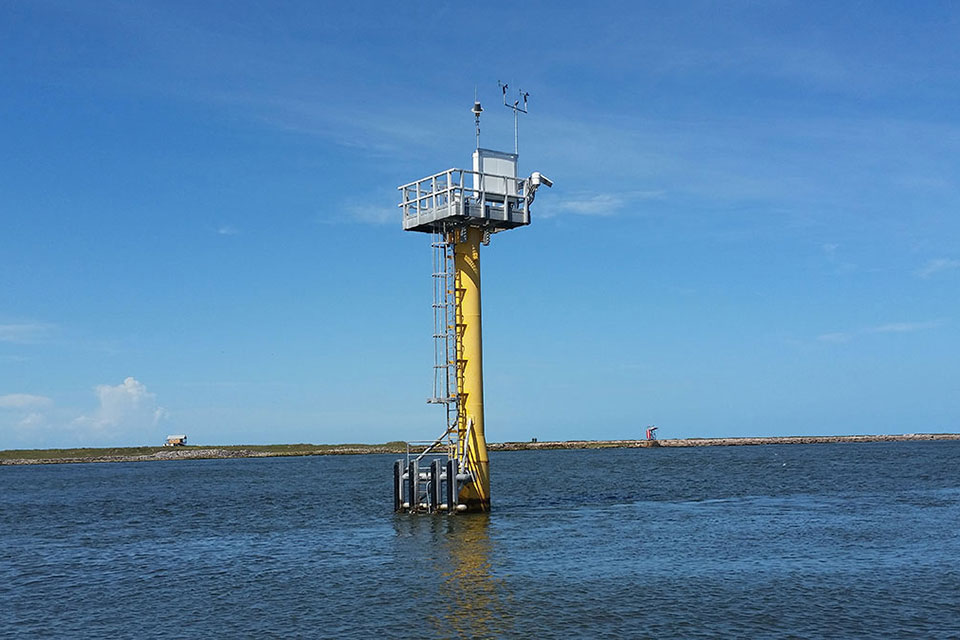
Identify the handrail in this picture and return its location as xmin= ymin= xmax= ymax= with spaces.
xmin=414 ymin=427 xmax=455 ymax=463
xmin=397 ymin=168 xmax=523 ymax=192
xmin=459 ymin=417 xmax=473 ymax=468
xmin=400 ymin=171 xmax=526 ymax=208
xmin=398 ymin=168 xmax=531 ymax=234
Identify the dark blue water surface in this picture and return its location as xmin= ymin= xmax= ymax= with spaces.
xmin=2 ymin=442 xmax=959 ymax=639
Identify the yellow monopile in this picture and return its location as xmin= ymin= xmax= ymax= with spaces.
xmin=454 ymin=226 xmax=490 ymax=512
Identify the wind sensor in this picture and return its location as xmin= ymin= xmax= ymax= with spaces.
xmin=498 ymin=81 xmax=529 ymax=155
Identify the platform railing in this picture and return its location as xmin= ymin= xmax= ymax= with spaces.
xmin=398 ymin=168 xmax=529 ymax=223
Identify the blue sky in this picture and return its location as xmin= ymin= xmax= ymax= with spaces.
xmin=1 ymin=1 xmax=958 ymax=448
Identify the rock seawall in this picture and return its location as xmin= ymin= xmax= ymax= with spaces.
xmin=3 ymin=434 xmax=957 ymax=466
xmin=490 ymin=433 xmax=960 ymax=451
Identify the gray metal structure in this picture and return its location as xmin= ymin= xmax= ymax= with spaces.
xmin=398 ymin=150 xmax=531 ymax=235
xmin=393 ymin=438 xmax=471 ymax=513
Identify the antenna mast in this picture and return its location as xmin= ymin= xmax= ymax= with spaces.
xmin=499 ymin=81 xmax=529 ymax=155
xmin=471 ymin=88 xmax=483 ymax=150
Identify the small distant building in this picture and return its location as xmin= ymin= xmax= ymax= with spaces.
xmin=165 ymin=434 xmax=187 ymax=447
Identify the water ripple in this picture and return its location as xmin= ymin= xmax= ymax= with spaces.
xmin=2 ymin=443 xmax=959 ymax=638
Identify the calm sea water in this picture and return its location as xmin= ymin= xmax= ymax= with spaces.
xmin=2 ymin=442 xmax=959 ymax=639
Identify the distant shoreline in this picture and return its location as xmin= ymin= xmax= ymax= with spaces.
xmin=2 ymin=433 xmax=958 ymax=466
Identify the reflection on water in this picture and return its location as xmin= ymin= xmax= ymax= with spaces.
xmin=394 ymin=514 xmax=514 ymax=638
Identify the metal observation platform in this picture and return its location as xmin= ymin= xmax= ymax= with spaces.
xmin=400 ymin=149 xmax=531 ymax=234
xmin=394 ymin=96 xmax=551 ymax=514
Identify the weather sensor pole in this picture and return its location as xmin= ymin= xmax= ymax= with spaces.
xmin=499 ymin=81 xmax=529 ymax=155
xmin=394 ymin=89 xmax=552 ymax=514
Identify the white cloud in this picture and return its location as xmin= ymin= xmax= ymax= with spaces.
xmin=917 ymin=258 xmax=960 ymax=278
xmin=816 ymin=332 xmax=851 ymax=343
xmin=346 ymin=204 xmax=395 ymax=225
xmin=17 ymin=412 xmax=47 ymax=430
xmin=557 ymin=193 xmax=625 ymax=216
xmin=0 ymin=379 xmax=169 ymax=448
xmin=0 ymin=394 xmax=53 ymax=409
xmin=316 ymin=203 xmax=396 ymax=226
xmin=217 ymin=224 xmax=240 ymax=235
xmin=0 ymin=396 xmax=56 ymax=448
xmin=73 ymin=377 xmax=167 ymax=437
xmin=818 ymin=319 xmax=946 ymax=343
xmin=546 ymin=190 xmax=666 ymax=218
xmin=867 ymin=320 xmax=946 ymax=334
xmin=0 ymin=322 xmax=55 ymax=343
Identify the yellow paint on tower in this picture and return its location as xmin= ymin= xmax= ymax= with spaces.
xmin=453 ymin=226 xmax=490 ymax=511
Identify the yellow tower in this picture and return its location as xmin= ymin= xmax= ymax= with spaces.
xmin=454 ymin=226 xmax=489 ymax=510
xmin=393 ymin=97 xmax=551 ymax=514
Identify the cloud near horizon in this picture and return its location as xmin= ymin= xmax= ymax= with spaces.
xmin=0 ymin=378 xmax=168 ymax=449
xmin=72 ymin=377 xmax=168 ymax=441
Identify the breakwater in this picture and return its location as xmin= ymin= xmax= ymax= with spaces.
xmin=491 ymin=432 xmax=960 ymax=450
xmin=2 ymin=433 xmax=958 ymax=466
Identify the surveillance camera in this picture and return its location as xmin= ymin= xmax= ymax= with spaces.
xmin=530 ymin=172 xmax=553 ymax=188
xmin=525 ymin=172 xmax=554 ymax=206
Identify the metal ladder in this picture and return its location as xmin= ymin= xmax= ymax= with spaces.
xmin=392 ymin=229 xmax=472 ymax=513
xmin=427 ymin=230 xmax=459 ymax=439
